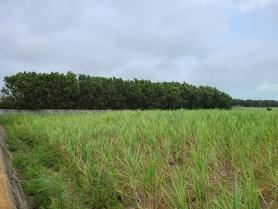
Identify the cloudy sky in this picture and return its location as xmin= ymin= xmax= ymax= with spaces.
xmin=0 ymin=0 xmax=278 ymax=99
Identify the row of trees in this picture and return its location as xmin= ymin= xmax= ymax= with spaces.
xmin=232 ymin=99 xmax=278 ymax=107
xmin=0 ymin=71 xmax=232 ymax=110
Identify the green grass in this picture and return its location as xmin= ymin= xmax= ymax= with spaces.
xmin=0 ymin=109 xmax=277 ymax=209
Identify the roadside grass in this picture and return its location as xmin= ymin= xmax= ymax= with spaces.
xmin=0 ymin=109 xmax=277 ymax=209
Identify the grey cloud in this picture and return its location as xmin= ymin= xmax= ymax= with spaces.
xmin=257 ymin=82 xmax=278 ymax=92
xmin=0 ymin=0 xmax=277 ymax=99
xmin=0 ymin=0 xmax=231 ymax=70
xmin=187 ymin=40 xmax=278 ymax=99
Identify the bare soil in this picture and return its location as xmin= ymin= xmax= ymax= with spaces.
xmin=0 ymin=125 xmax=28 ymax=209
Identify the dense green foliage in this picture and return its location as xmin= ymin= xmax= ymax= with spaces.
xmin=0 ymin=72 xmax=232 ymax=109
xmin=233 ymin=99 xmax=278 ymax=107
xmin=1 ymin=110 xmax=277 ymax=209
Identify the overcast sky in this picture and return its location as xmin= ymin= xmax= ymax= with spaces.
xmin=0 ymin=0 xmax=278 ymax=99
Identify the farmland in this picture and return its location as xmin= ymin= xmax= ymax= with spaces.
xmin=0 ymin=109 xmax=277 ymax=209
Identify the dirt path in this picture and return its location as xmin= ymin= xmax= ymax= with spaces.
xmin=0 ymin=125 xmax=13 ymax=209
xmin=0 ymin=125 xmax=28 ymax=209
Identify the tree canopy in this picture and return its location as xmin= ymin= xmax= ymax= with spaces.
xmin=0 ymin=71 xmax=232 ymax=110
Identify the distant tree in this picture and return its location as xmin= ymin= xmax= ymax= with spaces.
xmin=232 ymin=99 xmax=278 ymax=107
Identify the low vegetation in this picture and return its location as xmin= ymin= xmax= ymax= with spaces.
xmin=0 ymin=109 xmax=277 ymax=209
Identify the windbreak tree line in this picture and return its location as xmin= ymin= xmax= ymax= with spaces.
xmin=232 ymin=99 xmax=278 ymax=107
xmin=0 ymin=71 xmax=232 ymax=110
